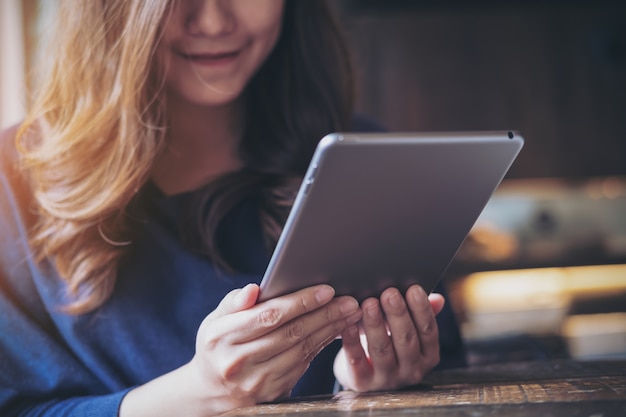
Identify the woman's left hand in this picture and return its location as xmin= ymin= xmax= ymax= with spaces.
xmin=333 ymin=285 xmax=445 ymax=392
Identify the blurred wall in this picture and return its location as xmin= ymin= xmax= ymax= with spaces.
xmin=0 ymin=0 xmax=26 ymax=129
xmin=339 ymin=1 xmax=626 ymax=179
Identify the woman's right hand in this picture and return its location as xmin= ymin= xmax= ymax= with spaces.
xmin=120 ymin=283 xmax=362 ymax=417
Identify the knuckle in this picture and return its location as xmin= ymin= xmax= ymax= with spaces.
xmin=325 ymin=304 xmax=337 ymax=321
xmin=297 ymin=295 xmax=311 ymax=314
xmin=398 ymin=329 xmax=417 ymax=346
xmin=199 ymin=330 xmax=223 ymax=353
xmin=216 ymin=356 xmax=246 ymax=382
xmin=299 ymin=336 xmax=318 ymax=362
xmin=256 ymin=308 xmax=282 ymax=328
xmin=421 ymin=318 xmax=437 ymax=336
xmin=239 ymin=374 xmax=266 ymax=398
xmin=284 ymin=319 xmax=305 ymax=340
xmin=204 ymin=338 xmax=220 ymax=354
xmin=369 ymin=340 xmax=393 ymax=358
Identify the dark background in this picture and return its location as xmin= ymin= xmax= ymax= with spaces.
xmin=337 ymin=0 xmax=626 ymax=180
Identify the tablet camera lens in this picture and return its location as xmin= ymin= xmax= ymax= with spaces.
xmin=507 ymin=131 xmax=514 ymax=139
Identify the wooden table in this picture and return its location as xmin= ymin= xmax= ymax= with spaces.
xmin=223 ymin=359 xmax=626 ymax=416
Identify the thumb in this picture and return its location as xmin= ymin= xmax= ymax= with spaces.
xmin=211 ymin=283 xmax=259 ymax=319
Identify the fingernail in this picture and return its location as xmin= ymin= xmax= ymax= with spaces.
xmin=412 ymin=286 xmax=427 ymax=303
xmin=388 ymin=290 xmax=402 ymax=308
xmin=315 ymin=286 xmax=335 ymax=304
xmin=346 ymin=325 xmax=359 ymax=337
xmin=340 ymin=298 xmax=359 ymax=315
xmin=236 ymin=283 xmax=254 ymax=305
xmin=365 ymin=303 xmax=380 ymax=319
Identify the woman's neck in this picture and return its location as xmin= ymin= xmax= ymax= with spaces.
xmin=151 ymin=95 xmax=245 ymax=196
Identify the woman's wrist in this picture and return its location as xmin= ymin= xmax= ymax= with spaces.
xmin=118 ymin=362 xmax=221 ymax=417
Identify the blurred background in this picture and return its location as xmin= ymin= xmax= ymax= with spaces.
xmin=2 ymin=0 xmax=625 ymax=365
xmin=337 ymin=0 xmax=626 ymax=365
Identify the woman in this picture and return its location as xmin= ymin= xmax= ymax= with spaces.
xmin=0 ymin=1 xmax=465 ymax=416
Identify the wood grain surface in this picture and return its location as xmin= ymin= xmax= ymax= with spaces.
xmin=222 ymin=360 xmax=626 ymax=416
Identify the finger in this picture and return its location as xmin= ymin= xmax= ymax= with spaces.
xmin=196 ymin=296 xmax=361 ymax=402
xmin=406 ymin=285 xmax=440 ymax=358
xmin=339 ymin=325 xmax=373 ymax=382
xmin=248 ymin=297 xmax=362 ymax=362
xmin=221 ymin=284 xmax=338 ymax=343
xmin=251 ymin=310 xmax=363 ymax=398
xmin=429 ymin=293 xmax=445 ymax=315
xmin=361 ymin=297 xmax=397 ymax=375
xmin=282 ymin=321 xmax=348 ymax=370
xmin=379 ymin=287 xmax=420 ymax=368
xmin=209 ymin=283 xmax=259 ymax=320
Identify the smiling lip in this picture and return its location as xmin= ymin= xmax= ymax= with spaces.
xmin=180 ymin=50 xmax=240 ymax=67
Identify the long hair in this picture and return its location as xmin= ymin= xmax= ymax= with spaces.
xmin=186 ymin=0 xmax=355 ymax=269
xmin=17 ymin=0 xmax=354 ymax=314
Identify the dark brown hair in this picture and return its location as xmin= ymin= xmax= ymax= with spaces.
xmin=186 ymin=0 xmax=355 ymax=271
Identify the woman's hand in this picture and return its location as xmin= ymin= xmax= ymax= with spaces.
xmin=120 ymin=283 xmax=362 ymax=417
xmin=190 ymin=283 xmax=361 ymax=412
xmin=333 ymin=285 xmax=445 ymax=392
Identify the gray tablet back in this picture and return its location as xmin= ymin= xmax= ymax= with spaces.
xmin=259 ymin=132 xmax=524 ymax=302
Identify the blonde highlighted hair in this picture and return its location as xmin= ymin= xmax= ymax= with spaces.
xmin=17 ymin=0 xmax=354 ymax=314
xmin=17 ymin=0 xmax=172 ymax=313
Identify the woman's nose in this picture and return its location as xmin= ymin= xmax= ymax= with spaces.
xmin=186 ymin=0 xmax=236 ymax=37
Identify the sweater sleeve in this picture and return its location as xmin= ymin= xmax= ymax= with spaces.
xmin=0 ymin=127 xmax=131 ymax=417
xmin=3 ymin=391 xmax=131 ymax=417
xmin=0 ymin=265 xmax=132 ymax=417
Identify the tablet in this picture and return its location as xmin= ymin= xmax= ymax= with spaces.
xmin=258 ymin=131 xmax=524 ymax=302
